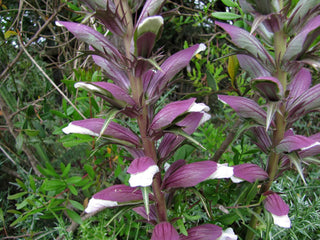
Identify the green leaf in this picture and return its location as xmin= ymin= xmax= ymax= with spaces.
xmin=60 ymin=134 xmax=93 ymax=148
xmin=43 ymin=179 xmax=66 ymax=191
xmin=69 ymin=200 xmax=84 ymax=211
xmin=68 ymin=185 xmax=78 ymax=196
xmin=183 ymin=212 xmax=202 ymax=221
xmin=142 ymin=187 xmax=150 ymax=217
xmin=84 ymin=164 xmax=95 ymax=179
xmin=212 ymin=12 xmax=241 ymax=20
xmin=66 ymin=176 xmax=82 ymax=184
xmin=7 ymin=209 xmax=22 ymax=215
xmin=10 ymin=214 xmax=29 ymax=227
xmin=16 ymin=178 xmax=27 ymax=191
xmin=206 ymin=70 xmax=218 ymax=91
xmin=97 ymin=108 xmax=120 ymax=141
xmin=44 ymin=162 xmax=60 ymax=177
xmin=221 ymin=0 xmax=239 ymax=7
xmin=177 ymin=218 xmax=188 ymax=236
xmin=228 ymin=55 xmax=239 ymax=87
xmin=50 ymin=109 xmax=68 ymax=119
xmin=34 ymin=143 xmax=49 ymax=162
xmin=0 ymin=207 xmax=4 ymax=223
xmin=7 ymin=192 xmax=27 ymax=200
xmin=24 ymin=129 xmax=40 ymax=137
xmin=29 ymin=175 xmax=36 ymax=192
xmin=16 ymin=199 xmax=29 ymax=210
xmin=15 ymin=133 xmax=24 ymax=154
xmin=246 ymin=180 xmax=260 ymax=205
xmin=218 ymin=213 xmax=239 ymax=225
xmin=0 ymin=86 xmax=17 ymax=111
xmin=62 ymin=163 xmax=71 ymax=177
xmin=66 ymin=209 xmax=82 ymax=224
xmin=166 ymin=128 xmax=206 ymax=150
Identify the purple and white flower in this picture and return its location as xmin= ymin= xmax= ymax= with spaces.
xmin=264 ymin=192 xmax=291 ymax=228
xmin=85 ymin=185 xmax=144 ymax=213
xmin=127 ymin=157 xmax=159 ymax=187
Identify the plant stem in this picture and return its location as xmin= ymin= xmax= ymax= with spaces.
xmin=246 ymin=29 xmax=288 ymax=240
xmin=137 ymin=106 xmax=167 ymax=222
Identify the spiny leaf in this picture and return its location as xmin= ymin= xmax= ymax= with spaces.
xmin=97 ymin=108 xmax=120 ymax=141
xmin=288 ymin=153 xmax=307 ymax=185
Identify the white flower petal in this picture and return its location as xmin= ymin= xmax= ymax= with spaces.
xmin=230 ymin=176 xmax=244 ymax=183
xmin=194 ymin=43 xmax=207 ymax=55
xmin=272 ymin=214 xmax=291 ymax=228
xmin=217 ymin=227 xmax=238 ymax=240
xmin=85 ymin=198 xmax=118 ymax=213
xmin=164 ymin=162 xmax=171 ymax=172
xmin=199 ymin=112 xmax=211 ymax=125
xmin=129 ymin=165 xmax=159 ymax=187
xmin=188 ymin=102 xmax=210 ymax=113
xmin=74 ymin=82 xmax=100 ymax=91
xmin=62 ymin=123 xmax=99 ymax=136
xmin=208 ymin=164 xmax=234 ymax=179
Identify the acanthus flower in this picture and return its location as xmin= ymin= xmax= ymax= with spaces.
xmin=127 ymin=157 xmax=159 ymax=187
xmin=263 ymin=192 xmax=291 ymax=228
xmin=85 ymin=184 xmax=145 ymax=213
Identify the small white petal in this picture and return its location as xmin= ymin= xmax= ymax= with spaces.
xmin=194 ymin=43 xmax=207 ymax=55
xmin=74 ymin=82 xmax=100 ymax=91
xmin=55 ymin=21 xmax=63 ymax=27
xmin=230 ymin=176 xmax=244 ymax=183
xmin=62 ymin=123 xmax=99 ymax=136
xmin=199 ymin=112 xmax=211 ymax=125
xmin=85 ymin=198 xmax=118 ymax=213
xmin=217 ymin=228 xmax=238 ymax=240
xmin=129 ymin=165 xmax=159 ymax=187
xmin=164 ymin=162 xmax=171 ymax=172
xmin=189 ymin=102 xmax=210 ymax=112
xmin=208 ymin=164 xmax=234 ymax=179
xmin=272 ymin=214 xmax=291 ymax=228
xmin=138 ymin=16 xmax=164 ymax=32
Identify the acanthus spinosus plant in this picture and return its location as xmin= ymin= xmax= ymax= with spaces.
xmin=56 ymin=0 xmax=319 ymax=239
xmin=58 ymin=1 xmax=241 ymax=238
xmin=215 ymin=0 xmax=320 ymax=239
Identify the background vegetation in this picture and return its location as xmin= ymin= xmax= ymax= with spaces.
xmin=0 ymin=0 xmax=319 ymax=239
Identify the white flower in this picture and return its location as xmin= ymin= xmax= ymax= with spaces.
xmin=129 ymin=165 xmax=159 ymax=187
xmin=272 ymin=214 xmax=291 ymax=228
xmin=217 ymin=228 xmax=238 ymax=240
xmin=62 ymin=122 xmax=99 ymax=136
xmin=85 ymin=198 xmax=118 ymax=213
xmin=208 ymin=163 xmax=234 ymax=179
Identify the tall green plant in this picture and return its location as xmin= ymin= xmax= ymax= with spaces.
xmin=215 ymin=0 xmax=320 ymax=239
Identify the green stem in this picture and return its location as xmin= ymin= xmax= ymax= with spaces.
xmin=137 ymin=107 xmax=167 ymax=222
xmin=246 ymin=29 xmax=288 ymax=240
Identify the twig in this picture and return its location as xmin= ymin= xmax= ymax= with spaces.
xmin=2 ymin=231 xmax=45 ymax=239
xmin=0 ymin=2 xmax=66 ymax=82
xmin=211 ymin=119 xmax=242 ymax=162
xmin=0 ymin=96 xmax=42 ymax=176
xmin=17 ymin=35 xmax=86 ymax=120
xmin=9 ymin=85 xmax=59 ymax=119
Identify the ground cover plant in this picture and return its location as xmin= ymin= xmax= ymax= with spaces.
xmin=1 ymin=0 xmax=320 ymax=239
